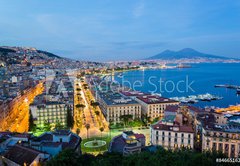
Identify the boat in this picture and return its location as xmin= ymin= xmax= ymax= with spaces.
xmin=188 ymin=99 xmax=198 ymax=104
xmin=237 ymin=89 xmax=240 ymax=94
xmin=117 ymin=73 xmax=123 ymax=78
xmin=214 ymin=84 xmax=226 ymax=88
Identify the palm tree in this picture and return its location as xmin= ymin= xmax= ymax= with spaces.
xmin=76 ymin=128 xmax=80 ymax=135
xmin=120 ymin=115 xmax=133 ymax=127
xmin=94 ymin=110 xmax=100 ymax=116
xmin=109 ymin=119 xmax=113 ymax=138
xmin=99 ymin=127 xmax=104 ymax=140
xmin=91 ymin=101 xmax=99 ymax=110
xmin=76 ymin=104 xmax=85 ymax=111
xmin=85 ymin=124 xmax=90 ymax=139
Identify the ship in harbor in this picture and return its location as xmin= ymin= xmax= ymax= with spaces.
xmin=237 ymin=88 xmax=240 ymax=94
xmin=170 ymin=93 xmax=223 ymax=104
xmin=215 ymin=84 xmax=240 ymax=89
xmin=215 ymin=84 xmax=240 ymax=94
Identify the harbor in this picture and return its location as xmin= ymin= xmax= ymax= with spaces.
xmin=170 ymin=93 xmax=223 ymax=104
xmin=215 ymin=84 xmax=240 ymax=94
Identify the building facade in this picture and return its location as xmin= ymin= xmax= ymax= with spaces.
xmin=151 ymin=122 xmax=194 ymax=150
xmin=136 ymin=95 xmax=179 ymax=120
xmin=202 ymin=127 xmax=240 ymax=157
xmin=96 ymin=91 xmax=141 ymax=123
xmin=30 ymin=101 xmax=72 ymax=126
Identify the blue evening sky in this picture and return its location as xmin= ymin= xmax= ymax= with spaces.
xmin=0 ymin=0 xmax=240 ymax=61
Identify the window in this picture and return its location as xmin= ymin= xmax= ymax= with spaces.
xmin=174 ymin=138 xmax=177 ymax=143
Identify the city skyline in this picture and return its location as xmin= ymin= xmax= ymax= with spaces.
xmin=0 ymin=0 xmax=240 ymax=61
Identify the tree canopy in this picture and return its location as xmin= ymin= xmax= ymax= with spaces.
xmin=47 ymin=148 xmax=228 ymax=166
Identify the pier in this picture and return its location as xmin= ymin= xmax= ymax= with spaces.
xmin=215 ymin=84 xmax=240 ymax=89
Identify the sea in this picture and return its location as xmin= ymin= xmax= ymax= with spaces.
xmin=114 ymin=63 xmax=240 ymax=108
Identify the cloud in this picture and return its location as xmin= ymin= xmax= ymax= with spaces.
xmin=133 ymin=0 xmax=145 ymax=18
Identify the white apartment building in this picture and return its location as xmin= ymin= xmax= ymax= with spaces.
xmin=151 ymin=118 xmax=194 ymax=150
xmin=30 ymin=101 xmax=72 ymax=126
xmin=136 ymin=95 xmax=179 ymax=120
xmin=96 ymin=92 xmax=141 ymax=123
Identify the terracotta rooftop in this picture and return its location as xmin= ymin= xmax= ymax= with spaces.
xmin=152 ymin=122 xmax=194 ymax=133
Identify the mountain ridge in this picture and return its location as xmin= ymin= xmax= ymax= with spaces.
xmin=146 ymin=48 xmax=235 ymax=60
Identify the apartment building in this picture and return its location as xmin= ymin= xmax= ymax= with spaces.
xmin=30 ymin=101 xmax=72 ymax=126
xmin=136 ymin=95 xmax=179 ymax=120
xmin=197 ymin=112 xmax=240 ymax=157
xmin=150 ymin=115 xmax=194 ymax=150
xmin=202 ymin=127 xmax=240 ymax=157
xmin=96 ymin=91 xmax=141 ymax=123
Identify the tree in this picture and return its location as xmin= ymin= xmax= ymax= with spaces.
xmin=47 ymin=148 xmax=226 ymax=166
xmin=76 ymin=104 xmax=85 ymax=111
xmin=29 ymin=109 xmax=35 ymax=131
xmin=95 ymin=110 xmax=100 ymax=116
xmin=99 ymin=127 xmax=104 ymax=139
xmin=91 ymin=101 xmax=99 ymax=110
xmin=76 ymin=128 xmax=80 ymax=135
xmin=66 ymin=109 xmax=74 ymax=129
xmin=43 ymin=121 xmax=51 ymax=131
xmin=85 ymin=124 xmax=90 ymax=139
xmin=120 ymin=115 xmax=133 ymax=127
xmin=55 ymin=120 xmax=63 ymax=130
xmin=142 ymin=114 xmax=151 ymax=126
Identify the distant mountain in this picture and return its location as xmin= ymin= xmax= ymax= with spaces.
xmin=146 ymin=48 xmax=233 ymax=60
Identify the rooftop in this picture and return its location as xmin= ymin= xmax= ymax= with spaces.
xmin=136 ymin=95 xmax=178 ymax=104
xmin=110 ymin=132 xmax=145 ymax=153
xmin=152 ymin=122 xmax=194 ymax=133
xmin=98 ymin=91 xmax=139 ymax=106
xmin=3 ymin=144 xmax=47 ymax=166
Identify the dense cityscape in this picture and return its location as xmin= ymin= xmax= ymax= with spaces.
xmin=1 ymin=0 xmax=240 ymax=166
xmin=0 ymin=46 xmax=240 ymax=166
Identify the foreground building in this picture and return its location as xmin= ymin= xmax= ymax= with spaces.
xmin=96 ymin=91 xmax=141 ymax=123
xmin=30 ymin=100 xmax=72 ymax=127
xmin=30 ymin=130 xmax=81 ymax=156
xmin=1 ymin=144 xmax=50 ymax=166
xmin=109 ymin=131 xmax=145 ymax=155
xmin=151 ymin=113 xmax=194 ymax=150
xmin=0 ymin=130 xmax=81 ymax=165
xmin=197 ymin=112 xmax=240 ymax=157
xmin=136 ymin=95 xmax=179 ymax=120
